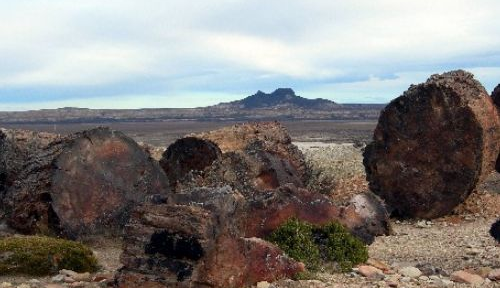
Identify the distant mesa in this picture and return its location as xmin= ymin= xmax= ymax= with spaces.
xmin=215 ymin=88 xmax=338 ymax=110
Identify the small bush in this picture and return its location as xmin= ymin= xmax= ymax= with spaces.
xmin=267 ymin=218 xmax=320 ymax=271
xmin=0 ymin=236 xmax=99 ymax=275
xmin=268 ymin=218 xmax=368 ymax=273
xmin=315 ymin=222 xmax=368 ymax=272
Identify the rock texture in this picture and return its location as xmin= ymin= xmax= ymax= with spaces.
xmin=159 ymin=137 xmax=221 ymax=190
xmin=3 ymin=127 xmax=170 ymax=238
xmin=0 ymin=129 xmax=61 ymax=204
xmin=115 ymin=201 xmax=304 ymax=288
xmin=192 ymin=122 xmax=309 ymax=184
xmin=364 ymin=70 xmax=500 ymax=219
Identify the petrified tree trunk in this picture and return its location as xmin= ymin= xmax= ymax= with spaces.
xmin=3 ymin=127 xmax=170 ymax=238
xmin=0 ymin=129 xmax=60 ymax=203
xmin=491 ymin=84 xmax=500 ymax=172
xmin=116 ymin=203 xmax=304 ymax=288
xmin=192 ymin=122 xmax=310 ymax=183
xmin=159 ymin=137 xmax=221 ymax=190
xmin=364 ymin=70 xmax=500 ymax=219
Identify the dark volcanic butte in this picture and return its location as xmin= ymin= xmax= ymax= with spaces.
xmin=215 ymin=88 xmax=338 ymax=110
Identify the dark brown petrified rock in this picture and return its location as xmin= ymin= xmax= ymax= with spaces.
xmin=490 ymin=84 xmax=500 ymax=172
xmin=364 ymin=70 xmax=500 ymax=219
xmin=115 ymin=202 xmax=304 ymax=288
xmin=0 ymin=129 xmax=61 ymax=205
xmin=192 ymin=122 xmax=309 ymax=183
xmin=3 ymin=127 xmax=170 ymax=238
xmin=159 ymin=137 xmax=222 ymax=190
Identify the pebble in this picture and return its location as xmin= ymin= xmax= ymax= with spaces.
xmin=0 ymin=283 xmax=12 ymax=288
xmin=51 ymin=275 xmax=65 ymax=283
xmin=357 ymin=265 xmax=385 ymax=280
xmin=488 ymin=269 xmax=500 ymax=281
xmin=450 ymin=270 xmax=484 ymax=285
xmin=16 ymin=285 xmax=30 ymax=288
xmin=398 ymin=267 xmax=422 ymax=278
xmin=256 ymin=281 xmax=271 ymax=288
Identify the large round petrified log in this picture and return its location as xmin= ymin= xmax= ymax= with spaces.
xmin=159 ymin=137 xmax=222 ymax=190
xmin=0 ymin=129 xmax=60 ymax=202
xmin=364 ymin=70 xmax=500 ymax=219
xmin=192 ymin=121 xmax=309 ymax=183
xmin=4 ymin=127 xmax=170 ymax=238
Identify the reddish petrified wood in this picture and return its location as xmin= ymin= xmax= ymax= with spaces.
xmin=115 ymin=203 xmax=304 ymax=288
xmin=159 ymin=137 xmax=221 ymax=191
xmin=3 ymin=127 xmax=170 ymax=238
xmin=364 ymin=70 xmax=500 ymax=219
xmin=192 ymin=122 xmax=309 ymax=183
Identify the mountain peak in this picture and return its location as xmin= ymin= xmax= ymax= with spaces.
xmin=217 ymin=88 xmax=337 ymax=110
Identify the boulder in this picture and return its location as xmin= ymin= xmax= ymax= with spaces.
xmin=364 ymin=70 xmax=500 ymax=218
xmin=115 ymin=202 xmax=304 ymax=288
xmin=192 ymin=122 xmax=309 ymax=183
xmin=3 ymin=127 xmax=170 ymax=238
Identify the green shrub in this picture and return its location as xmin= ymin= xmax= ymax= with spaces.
xmin=268 ymin=218 xmax=368 ymax=273
xmin=0 ymin=236 xmax=99 ymax=275
xmin=267 ymin=218 xmax=320 ymax=271
xmin=315 ymin=222 xmax=368 ymax=272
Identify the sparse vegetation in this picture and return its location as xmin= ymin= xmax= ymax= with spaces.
xmin=0 ymin=236 xmax=99 ymax=275
xmin=268 ymin=218 xmax=368 ymax=273
xmin=267 ymin=218 xmax=321 ymax=271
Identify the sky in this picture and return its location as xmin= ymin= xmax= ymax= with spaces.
xmin=0 ymin=0 xmax=500 ymax=110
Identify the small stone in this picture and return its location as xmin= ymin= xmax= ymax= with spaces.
xmin=386 ymin=280 xmax=398 ymax=287
xmin=400 ymin=277 xmax=411 ymax=283
xmin=16 ymin=285 xmax=30 ymax=288
xmin=357 ymin=265 xmax=384 ymax=280
xmin=0 ymin=283 xmax=13 ymax=288
xmin=68 ymin=282 xmax=85 ymax=288
xmin=72 ymin=272 xmax=91 ymax=282
xmin=366 ymin=258 xmax=391 ymax=271
xmin=51 ymin=275 xmax=65 ymax=283
xmin=399 ymin=267 xmax=422 ymax=278
xmin=465 ymin=267 xmax=492 ymax=278
xmin=418 ymin=276 xmax=429 ymax=281
xmin=63 ymin=277 xmax=75 ymax=283
xmin=488 ymin=269 xmax=500 ymax=281
xmin=59 ymin=269 xmax=78 ymax=278
xmin=28 ymin=280 xmax=40 ymax=284
xmin=450 ymin=270 xmax=484 ymax=285
xmin=92 ymin=272 xmax=114 ymax=282
xmin=256 ymin=281 xmax=271 ymax=288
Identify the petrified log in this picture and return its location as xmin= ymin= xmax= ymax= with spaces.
xmin=491 ymin=218 xmax=500 ymax=243
xmin=159 ymin=137 xmax=221 ymax=190
xmin=3 ymin=127 xmax=170 ymax=238
xmin=170 ymin=185 xmax=390 ymax=244
xmin=192 ymin=122 xmax=309 ymax=183
xmin=491 ymin=84 xmax=500 ymax=108
xmin=364 ymin=70 xmax=500 ymax=219
xmin=0 ymin=129 xmax=60 ymax=203
xmin=115 ymin=203 xmax=304 ymax=288
xmin=491 ymin=84 xmax=500 ymax=172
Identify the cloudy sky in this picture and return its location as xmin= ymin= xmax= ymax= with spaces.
xmin=1 ymin=0 xmax=499 ymax=110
